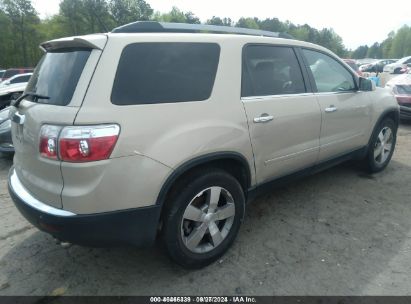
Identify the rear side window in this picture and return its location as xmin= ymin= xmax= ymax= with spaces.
xmin=26 ymin=49 xmax=91 ymax=106
xmin=3 ymin=69 xmax=19 ymax=79
xmin=242 ymin=45 xmax=306 ymax=97
xmin=10 ymin=75 xmax=31 ymax=84
xmin=111 ymin=43 xmax=220 ymax=105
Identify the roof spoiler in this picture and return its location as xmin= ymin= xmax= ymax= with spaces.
xmin=112 ymin=21 xmax=294 ymax=39
xmin=40 ymin=34 xmax=107 ymax=52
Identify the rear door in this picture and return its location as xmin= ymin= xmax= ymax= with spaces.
xmin=10 ymin=36 xmax=106 ymax=208
xmin=241 ymin=44 xmax=321 ymax=183
xmin=301 ymin=49 xmax=372 ymax=161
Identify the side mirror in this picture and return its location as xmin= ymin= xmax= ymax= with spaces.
xmin=359 ymin=77 xmax=375 ymax=91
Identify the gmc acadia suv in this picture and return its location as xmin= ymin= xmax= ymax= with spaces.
xmin=8 ymin=22 xmax=399 ymax=268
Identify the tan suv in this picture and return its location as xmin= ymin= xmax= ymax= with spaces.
xmin=8 ymin=22 xmax=399 ymax=268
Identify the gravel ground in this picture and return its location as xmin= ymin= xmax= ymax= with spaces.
xmin=0 ymin=122 xmax=410 ymax=296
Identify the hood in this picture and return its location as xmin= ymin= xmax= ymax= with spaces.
xmin=0 ymin=82 xmax=27 ymax=96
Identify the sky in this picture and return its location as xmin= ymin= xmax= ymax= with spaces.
xmin=32 ymin=0 xmax=411 ymax=50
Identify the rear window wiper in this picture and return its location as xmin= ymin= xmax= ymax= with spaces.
xmin=11 ymin=92 xmax=50 ymax=108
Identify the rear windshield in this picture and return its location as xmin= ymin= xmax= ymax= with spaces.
xmin=111 ymin=43 xmax=220 ymax=105
xmin=25 ymin=49 xmax=91 ymax=106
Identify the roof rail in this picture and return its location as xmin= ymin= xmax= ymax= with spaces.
xmin=111 ymin=21 xmax=294 ymax=39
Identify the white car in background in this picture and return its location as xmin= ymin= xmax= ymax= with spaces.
xmin=0 ymin=73 xmax=32 ymax=110
xmin=383 ymin=56 xmax=411 ymax=74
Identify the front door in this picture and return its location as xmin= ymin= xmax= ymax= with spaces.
xmin=301 ymin=49 xmax=373 ymax=161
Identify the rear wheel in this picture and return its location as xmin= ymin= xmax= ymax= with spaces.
xmin=366 ymin=118 xmax=396 ymax=173
xmin=162 ymin=170 xmax=245 ymax=269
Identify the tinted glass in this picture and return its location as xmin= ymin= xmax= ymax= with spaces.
xmin=26 ymin=49 xmax=91 ymax=106
xmin=242 ymin=45 xmax=306 ymax=97
xmin=0 ymin=71 xmax=4 ymax=78
xmin=397 ymin=85 xmax=411 ymax=95
xmin=345 ymin=61 xmax=359 ymax=72
xmin=303 ymin=49 xmax=356 ymax=93
xmin=10 ymin=74 xmax=31 ymax=84
xmin=3 ymin=69 xmax=19 ymax=79
xmin=112 ymin=43 xmax=220 ymax=105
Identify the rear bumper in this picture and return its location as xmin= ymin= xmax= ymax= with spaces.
xmin=8 ymin=168 xmax=161 ymax=247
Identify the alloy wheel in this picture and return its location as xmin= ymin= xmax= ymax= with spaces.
xmin=180 ymin=186 xmax=236 ymax=253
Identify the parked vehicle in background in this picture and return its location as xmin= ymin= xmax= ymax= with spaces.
xmin=385 ymin=70 xmax=411 ymax=120
xmin=0 ymin=70 xmax=5 ymax=82
xmin=384 ymin=56 xmax=411 ymax=74
xmin=360 ymin=59 xmax=398 ymax=73
xmin=0 ymin=107 xmax=12 ymax=154
xmin=0 ymin=73 xmax=32 ymax=110
xmin=343 ymin=59 xmax=362 ymax=76
xmin=7 ymin=22 xmax=399 ymax=269
xmin=1 ymin=68 xmax=33 ymax=82
xmin=355 ymin=58 xmax=378 ymax=67
xmin=0 ymin=73 xmax=32 ymax=88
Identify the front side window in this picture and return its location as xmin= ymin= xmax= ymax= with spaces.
xmin=242 ymin=45 xmax=306 ymax=97
xmin=303 ymin=49 xmax=356 ymax=93
xmin=111 ymin=43 xmax=220 ymax=105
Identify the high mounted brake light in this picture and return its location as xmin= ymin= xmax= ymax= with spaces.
xmin=39 ymin=124 xmax=120 ymax=162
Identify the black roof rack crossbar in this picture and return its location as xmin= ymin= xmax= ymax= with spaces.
xmin=111 ymin=21 xmax=293 ymax=39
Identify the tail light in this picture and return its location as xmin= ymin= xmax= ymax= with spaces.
xmin=40 ymin=125 xmax=61 ymax=159
xmin=40 ymin=124 xmax=120 ymax=162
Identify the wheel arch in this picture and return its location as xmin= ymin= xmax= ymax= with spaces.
xmin=155 ymin=152 xmax=252 ymax=209
xmin=368 ymin=107 xmax=399 ymax=147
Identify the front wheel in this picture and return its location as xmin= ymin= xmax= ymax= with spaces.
xmin=162 ymin=170 xmax=245 ymax=269
xmin=366 ymin=118 xmax=396 ymax=173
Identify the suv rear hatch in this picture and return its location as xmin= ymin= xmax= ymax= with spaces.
xmin=10 ymin=34 xmax=107 ymax=209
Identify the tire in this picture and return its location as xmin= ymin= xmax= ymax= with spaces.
xmin=365 ymin=118 xmax=396 ymax=173
xmin=162 ymin=169 xmax=245 ymax=269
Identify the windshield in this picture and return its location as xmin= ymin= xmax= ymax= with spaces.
xmin=399 ymin=57 xmax=411 ymax=64
xmin=25 ymin=49 xmax=91 ymax=105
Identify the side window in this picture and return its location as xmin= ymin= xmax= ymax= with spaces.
xmin=242 ymin=45 xmax=306 ymax=97
xmin=302 ymin=49 xmax=356 ymax=93
xmin=11 ymin=75 xmax=30 ymax=84
xmin=111 ymin=43 xmax=220 ymax=105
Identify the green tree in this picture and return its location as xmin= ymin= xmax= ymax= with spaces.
xmin=154 ymin=7 xmax=188 ymax=23
xmin=109 ymin=0 xmax=153 ymax=26
xmin=206 ymin=16 xmax=232 ymax=26
xmin=390 ymin=25 xmax=411 ymax=58
xmin=366 ymin=42 xmax=382 ymax=58
xmin=0 ymin=0 xmax=41 ymax=67
xmin=235 ymin=17 xmax=259 ymax=29
xmin=352 ymin=45 xmax=369 ymax=59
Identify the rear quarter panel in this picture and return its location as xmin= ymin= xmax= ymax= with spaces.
xmin=68 ymin=34 xmax=256 ymax=213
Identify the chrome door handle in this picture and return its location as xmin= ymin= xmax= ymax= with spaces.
xmin=325 ymin=106 xmax=337 ymax=113
xmin=253 ymin=114 xmax=274 ymax=123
